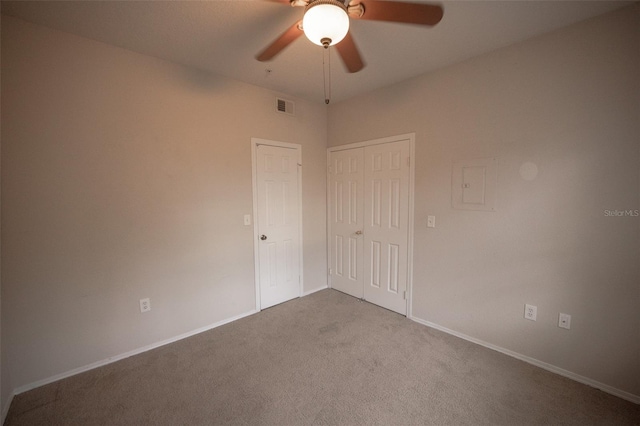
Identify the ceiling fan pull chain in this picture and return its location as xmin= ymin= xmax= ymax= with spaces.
xmin=323 ymin=46 xmax=331 ymax=104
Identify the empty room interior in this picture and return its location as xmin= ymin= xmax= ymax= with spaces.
xmin=1 ymin=0 xmax=639 ymax=424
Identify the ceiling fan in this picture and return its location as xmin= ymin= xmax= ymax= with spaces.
xmin=256 ymin=0 xmax=444 ymax=73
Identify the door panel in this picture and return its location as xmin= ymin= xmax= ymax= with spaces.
xmin=257 ymin=144 xmax=300 ymax=309
xmin=363 ymin=140 xmax=410 ymax=314
xmin=329 ymin=139 xmax=411 ymax=315
xmin=329 ymin=149 xmax=364 ymax=298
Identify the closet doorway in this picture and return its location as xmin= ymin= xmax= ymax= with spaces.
xmin=327 ymin=134 xmax=414 ymax=315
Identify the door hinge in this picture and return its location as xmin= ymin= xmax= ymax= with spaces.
xmin=328 ymin=268 xmax=332 ymax=275
xmin=406 ymin=157 xmax=410 ymax=167
xmin=328 ymin=165 xmax=333 ymax=173
xmin=403 ymin=291 xmax=407 ymax=300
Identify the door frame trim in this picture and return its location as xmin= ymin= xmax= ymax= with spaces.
xmin=326 ymin=133 xmax=415 ymax=317
xmin=251 ymin=138 xmax=304 ymax=311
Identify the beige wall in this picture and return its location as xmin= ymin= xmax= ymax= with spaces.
xmin=329 ymin=6 xmax=639 ymax=397
xmin=2 ymin=2 xmax=639 ymax=415
xmin=1 ymin=15 xmax=327 ymax=409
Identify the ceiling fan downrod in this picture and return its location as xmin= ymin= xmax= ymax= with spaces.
xmin=323 ymin=46 xmax=331 ymax=104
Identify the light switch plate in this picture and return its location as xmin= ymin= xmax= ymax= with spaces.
xmin=244 ymin=214 xmax=251 ymax=226
xmin=427 ymin=216 xmax=436 ymax=228
xmin=559 ymin=313 xmax=571 ymax=329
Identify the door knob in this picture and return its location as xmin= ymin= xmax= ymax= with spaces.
xmin=260 ymin=235 xmax=267 ymax=240
xmin=355 ymin=230 xmax=363 ymax=235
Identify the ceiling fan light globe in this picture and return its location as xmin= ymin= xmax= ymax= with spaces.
xmin=303 ymin=1 xmax=350 ymax=47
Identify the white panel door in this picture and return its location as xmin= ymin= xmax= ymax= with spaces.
xmin=329 ymin=148 xmax=365 ymax=299
xmin=256 ymin=144 xmax=300 ymax=309
xmin=363 ymin=140 xmax=410 ymax=315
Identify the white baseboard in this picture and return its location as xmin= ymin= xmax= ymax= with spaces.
xmin=410 ymin=315 xmax=640 ymax=405
xmin=12 ymin=309 xmax=258 ymax=398
xmin=7 ymin=287 xmax=328 ymax=412
xmin=2 ymin=391 xmax=15 ymax=425
xmin=8 ymin=299 xmax=635 ymax=425
xmin=302 ymin=285 xmax=328 ymax=297
xmin=8 ymin=288 xmax=328 ymax=407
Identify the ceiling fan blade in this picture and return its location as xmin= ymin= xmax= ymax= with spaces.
xmin=335 ymin=31 xmax=365 ymax=73
xmin=256 ymin=20 xmax=304 ymax=61
xmin=356 ymin=0 xmax=443 ymax=26
xmin=264 ymin=0 xmax=308 ymax=6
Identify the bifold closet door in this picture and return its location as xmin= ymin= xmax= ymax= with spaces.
xmin=362 ymin=140 xmax=410 ymax=315
xmin=329 ymin=148 xmax=365 ymax=299
xmin=329 ymin=139 xmax=410 ymax=315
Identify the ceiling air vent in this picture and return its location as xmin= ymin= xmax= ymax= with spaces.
xmin=276 ymin=97 xmax=295 ymax=116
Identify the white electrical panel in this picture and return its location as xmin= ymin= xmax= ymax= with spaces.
xmin=452 ymin=158 xmax=497 ymax=211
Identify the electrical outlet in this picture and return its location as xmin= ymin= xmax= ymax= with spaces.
xmin=524 ymin=304 xmax=537 ymax=321
xmin=140 ymin=298 xmax=151 ymax=313
xmin=558 ymin=313 xmax=571 ymax=329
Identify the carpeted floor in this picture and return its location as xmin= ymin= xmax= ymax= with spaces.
xmin=5 ymin=289 xmax=640 ymax=425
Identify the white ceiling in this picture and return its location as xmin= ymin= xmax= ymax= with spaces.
xmin=1 ymin=0 xmax=632 ymax=104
